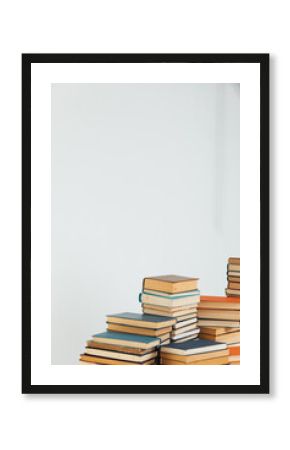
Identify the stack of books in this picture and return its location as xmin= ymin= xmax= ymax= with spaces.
xmin=140 ymin=275 xmax=200 ymax=343
xmin=160 ymin=339 xmax=229 ymax=365
xmin=106 ymin=312 xmax=175 ymax=345
xmin=226 ymin=257 xmax=240 ymax=297
xmin=197 ymin=295 xmax=240 ymax=364
xmin=80 ymin=331 xmax=160 ymax=365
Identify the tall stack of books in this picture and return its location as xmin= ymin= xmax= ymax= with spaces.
xmin=140 ymin=275 xmax=200 ymax=343
xmin=197 ymin=295 xmax=240 ymax=364
xmin=226 ymin=257 xmax=240 ymax=297
xmin=80 ymin=331 xmax=160 ymax=365
xmin=160 ymin=339 xmax=229 ymax=365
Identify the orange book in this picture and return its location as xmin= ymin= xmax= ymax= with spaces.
xmin=228 ymin=346 xmax=240 ymax=356
xmin=199 ymin=295 xmax=240 ymax=311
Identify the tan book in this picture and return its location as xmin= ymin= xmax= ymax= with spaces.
xmin=225 ymin=288 xmax=240 ymax=296
xmin=160 ymin=349 xmax=229 ymax=363
xmin=79 ymin=354 xmax=156 ymax=365
xmin=229 ymin=360 xmax=240 ymax=365
xmin=228 ymin=276 xmax=241 ymax=282
xmin=161 ymin=356 xmax=229 ymax=365
xmin=198 ymin=309 xmax=240 ymax=321
xmin=227 ymin=272 xmax=240 ymax=278
xmin=143 ymin=275 xmax=199 ymax=294
xmin=143 ymin=307 xmax=197 ymax=318
xmin=85 ymin=347 xmax=157 ymax=363
xmin=228 ymin=257 xmax=240 ymax=264
xmin=86 ymin=340 xmax=153 ymax=355
xmin=143 ymin=303 xmax=198 ymax=313
xmin=199 ymin=331 xmax=240 ymax=344
xmin=227 ymin=264 xmax=240 ymax=272
xmin=228 ymin=281 xmax=240 ymax=289
xmin=199 ymin=327 xmax=240 ymax=336
xmin=229 ymin=355 xmax=240 ymax=363
xmin=199 ymin=301 xmax=240 ymax=311
xmin=198 ymin=319 xmax=240 ymax=328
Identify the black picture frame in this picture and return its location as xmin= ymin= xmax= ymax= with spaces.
xmin=22 ymin=53 xmax=269 ymax=394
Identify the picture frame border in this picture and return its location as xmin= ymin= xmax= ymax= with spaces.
xmin=22 ymin=53 xmax=269 ymax=394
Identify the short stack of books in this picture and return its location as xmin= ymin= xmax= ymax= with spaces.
xmin=106 ymin=312 xmax=175 ymax=345
xmin=226 ymin=257 xmax=240 ymax=297
xmin=160 ymin=339 xmax=229 ymax=365
xmin=140 ymin=275 xmax=200 ymax=343
xmin=80 ymin=331 xmax=160 ymax=365
xmin=197 ymin=295 xmax=240 ymax=364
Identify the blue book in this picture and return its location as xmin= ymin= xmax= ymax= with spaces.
xmin=106 ymin=312 xmax=176 ymax=329
xmin=160 ymin=339 xmax=227 ymax=355
xmin=92 ymin=331 xmax=160 ymax=349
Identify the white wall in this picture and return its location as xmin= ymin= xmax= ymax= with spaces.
xmin=51 ymin=83 xmax=240 ymax=364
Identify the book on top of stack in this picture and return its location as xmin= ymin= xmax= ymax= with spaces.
xmin=80 ymin=331 xmax=160 ymax=365
xmin=160 ymin=339 xmax=229 ymax=365
xmin=226 ymin=257 xmax=240 ymax=297
xmin=140 ymin=275 xmax=200 ymax=343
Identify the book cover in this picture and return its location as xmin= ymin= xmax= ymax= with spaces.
xmin=161 ymin=338 xmax=227 ymax=355
xmin=92 ymin=331 xmax=160 ymax=349
xmin=106 ymin=312 xmax=176 ymax=328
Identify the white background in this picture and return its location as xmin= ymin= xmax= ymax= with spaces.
xmin=51 ymin=82 xmax=240 ymax=365
xmin=0 ymin=1 xmax=285 ymax=450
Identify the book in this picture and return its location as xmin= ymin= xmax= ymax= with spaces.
xmin=142 ymin=307 xmax=197 ymax=318
xmin=228 ymin=257 xmax=240 ymax=265
xmin=85 ymin=347 xmax=157 ymax=362
xmin=198 ymin=319 xmax=240 ymax=328
xmin=225 ymin=288 xmax=240 ymax=296
xmin=171 ymin=328 xmax=200 ymax=341
xmin=143 ymin=275 xmax=199 ymax=294
xmin=228 ymin=282 xmax=240 ymax=289
xmin=140 ymin=292 xmax=200 ymax=308
xmin=228 ymin=345 xmax=240 ymax=356
xmin=144 ymin=289 xmax=199 ymax=298
xmin=227 ymin=264 xmax=240 ymax=272
xmin=227 ymin=272 xmax=240 ymax=277
xmin=171 ymin=323 xmax=199 ymax=336
xmin=142 ymin=302 xmax=198 ymax=313
xmin=173 ymin=317 xmax=198 ymax=329
xmin=199 ymin=295 xmax=240 ymax=310
xmin=198 ymin=309 xmax=240 ymax=321
xmin=160 ymin=349 xmax=229 ymax=364
xmin=160 ymin=339 xmax=227 ymax=356
xmin=92 ymin=331 xmax=160 ymax=349
xmin=161 ymin=356 xmax=229 ymax=365
xmin=107 ymin=323 xmax=172 ymax=337
xmin=199 ymin=331 xmax=240 ymax=344
xmin=198 ymin=327 xmax=240 ymax=336
xmin=86 ymin=340 xmax=154 ymax=355
xmin=106 ymin=312 xmax=176 ymax=329
xmin=79 ymin=354 xmax=155 ymax=365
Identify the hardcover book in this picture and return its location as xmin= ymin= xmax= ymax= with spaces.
xmin=106 ymin=312 xmax=176 ymax=329
xmin=92 ymin=331 xmax=160 ymax=349
xmin=160 ymin=339 xmax=227 ymax=356
xmin=143 ymin=275 xmax=199 ymax=294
